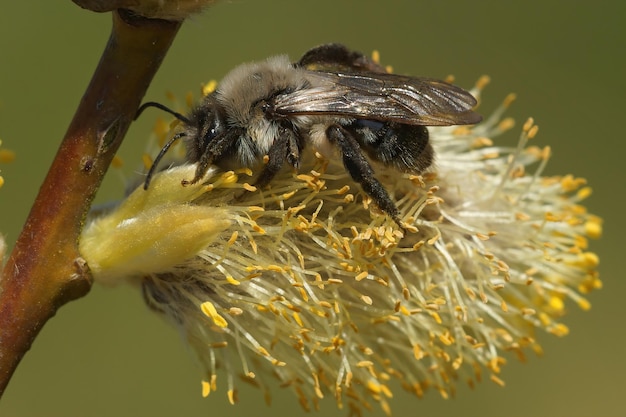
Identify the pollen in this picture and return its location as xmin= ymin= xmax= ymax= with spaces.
xmin=585 ymin=217 xmax=603 ymax=239
xmin=371 ymin=50 xmax=381 ymax=64
xmin=225 ymin=276 xmax=240 ymax=285
xmin=201 ymin=380 xmax=211 ymax=398
xmin=355 ymin=271 xmax=369 ymax=281
xmin=490 ymin=374 xmax=506 ymax=387
xmin=577 ymin=298 xmax=592 ymax=311
xmin=498 ymin=117 xmax=516 ymax=131
xmin=111 ymin=154 xmax=124 ymax=168
xmin=202 ymin=80 xmax=218 ymax=96
xmin=227 ymin=389 xmax=237 ymax=405
xmin=0 ymin=148 xmax=16 ymax=163
xmin=242 ymin=183 xmax=257 ymax=192
xmin=185 ymin=91 xmax=194 ymax=109
xmin=200 ymin=301 xmax=228 ymax=328
xmin=141 ymin=153 xmax=152 ymax=170
xmin=475 ymin=74 xmax=491 ymax=90
xmin=503 ymin=92 xmax=517 ymax=108
xmin=548 ymin=296 xmax=564 ymax=311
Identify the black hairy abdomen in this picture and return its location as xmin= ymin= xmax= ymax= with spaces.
xmin=349 ymin=120 xmax=433 ymax=173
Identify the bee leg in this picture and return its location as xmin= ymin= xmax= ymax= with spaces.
xmin=185 ymin=150 xmax=214 ymax=186
xmin=326 ymin=125 xmax=403 ymax=228
xmin=255 ymin=126 xmax=300 ymax=189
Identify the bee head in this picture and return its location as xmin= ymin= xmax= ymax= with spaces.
xmin=186 ymin=97 xmax=228 ymax=164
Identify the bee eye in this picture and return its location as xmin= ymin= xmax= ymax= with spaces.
xmin=205 ymin=115 xmax=223 ymax=138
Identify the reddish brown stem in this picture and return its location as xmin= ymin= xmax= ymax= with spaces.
xmin=0 ymin=9 xmax=181 ymax=396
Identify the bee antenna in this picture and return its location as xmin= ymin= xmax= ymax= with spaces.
xmin=143 ymin=132 xmax=188 ymax=190
xmin=135 ymin=101 xmax=192 ymax=125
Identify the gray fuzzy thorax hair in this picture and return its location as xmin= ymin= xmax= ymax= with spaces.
xmin=215 ymin=55 xmax=311 ymax=128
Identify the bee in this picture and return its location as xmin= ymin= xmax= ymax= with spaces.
xmin=136 ymin=43 xmax=481 ymax=226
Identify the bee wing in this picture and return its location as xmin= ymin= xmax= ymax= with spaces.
xmin=274 ymin=71 xmax=482 ymax=126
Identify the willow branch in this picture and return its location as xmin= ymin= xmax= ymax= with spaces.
xmin=0 ymin=9 xmax=181 ymax=396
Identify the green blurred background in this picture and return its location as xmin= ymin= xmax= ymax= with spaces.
xmin=0 ymin=1 xmax=623 ymax=416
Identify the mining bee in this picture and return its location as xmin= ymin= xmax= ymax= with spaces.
xmin=137 ymin=43 xmax=481 ymax=226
